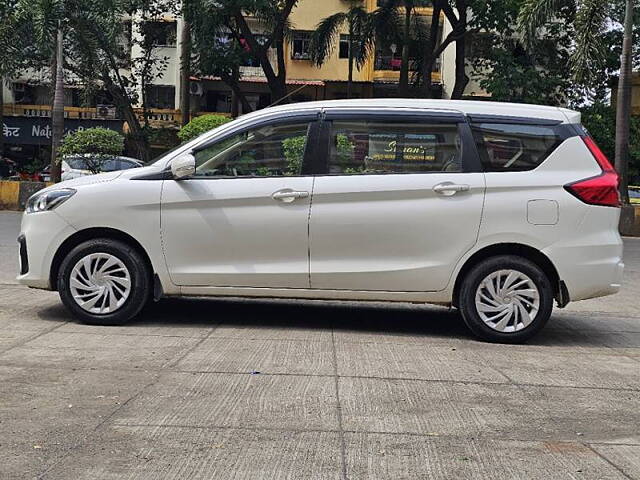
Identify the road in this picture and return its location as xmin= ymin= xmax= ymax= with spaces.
xmin=1 ymin=211 xmax=639 ymax=479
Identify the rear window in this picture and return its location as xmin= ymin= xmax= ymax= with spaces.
xmin=471 ymin=123 xmax=561 ymax=172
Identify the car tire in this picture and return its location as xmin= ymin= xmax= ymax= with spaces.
xmin=58 ymin=238 xmax=151 ymax=326
xmin=459 ymin=255 xmax=553 ymax=343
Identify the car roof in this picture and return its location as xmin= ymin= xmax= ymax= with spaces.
xmin=241 ymin=99 xmax=579 ymax=124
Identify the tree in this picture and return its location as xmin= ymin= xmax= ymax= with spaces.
xmin=64 ymin=0 xmax=174 ymax=162
xmin=615 ymin=0 xmax=634 ymax=204
xmin=58 ymin=127 xmax=125 ymax=173
xmin=440 ymin=0 xmax=469 ymax=99
xmin=518 ymin=0 xmax=637 ymax=203
xmin=50 ymin=26 xmax=64 ymax=182
xmin=309 ymin=1 xmax=369 ymax=99
xmin=0 ymin=0 xmax=24 ymax=160
xmin=467 ymin=0 xmax=578 ymax=105
xmin=365 ymin=0 xmax=419 ymax=97
xmin=189 ymin=0 xmax=255 ymax=115
xmin=581 ymin=103 xmax=640 ymax=185
xmin=179 ymin=15 xmax=192 ymax=127
xmin=209 ymin=0 xmax=299 ymax=103
xmin=177 ymin=114 xmax=231 ymax=142
xmin=14 ymin=0 xmax=66 ymax=181
xmin=420 ymin=0 xmax=471 ymax=98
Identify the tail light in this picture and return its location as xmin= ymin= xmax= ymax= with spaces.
xmin=564 ymin=136 xmax=620 ymax=207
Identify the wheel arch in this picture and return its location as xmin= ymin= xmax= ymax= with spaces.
xmin=452 ymin=243 xmax=561 ymax=308
xmin=50 ymin=227 xmax=154 ymax=291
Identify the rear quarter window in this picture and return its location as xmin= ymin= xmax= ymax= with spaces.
xmin=471 ymin=123 xmax=562 ymax=172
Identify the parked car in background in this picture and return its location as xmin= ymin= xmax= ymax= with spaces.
xmin=38 ymin=165 xmax=51 ymax=183
xmin=629 ymin=186 xmax=640 ymax=204
xmin=37 ymin=156 xmax=143 ymax=182
xmin=61 ymin=155 xmax=143 ymax=181
xmin=17 ymin=99 xmax=624 ymax=343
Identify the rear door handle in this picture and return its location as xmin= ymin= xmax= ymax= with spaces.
xmin=433 ymin=182 xmax=470 ymax=196
xmin=272 ymin=189 xmax=310 ymax=203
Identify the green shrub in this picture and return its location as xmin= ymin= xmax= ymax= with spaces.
xmin=58 ymin=127 xmax=124 ymax=158
xmin=58 ymin=128 xmax=125 ymax=173
xmin=178 ymin=114 xmax=232 ymax=143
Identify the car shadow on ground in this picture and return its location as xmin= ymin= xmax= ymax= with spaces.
xmin=36 ymin=296 xmax=639 ymax=348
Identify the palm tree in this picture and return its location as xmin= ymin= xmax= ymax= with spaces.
xmin=518 ymin=0 xmax=635 ymax=204
xmin=309 ymin=1 xmax=369 ymax=99
xmin=16 ymin=0 xmax=66 ymax=181
xmin=367 ymin=0 xmax=422 ymax=97
xmin=50 ymin=25 xmax=64 ymax=183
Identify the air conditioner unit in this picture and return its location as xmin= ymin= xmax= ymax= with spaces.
xmin=96 ymin=104 xmax=117 ymax=119
xmin=189 ymin=82 xmax=204 ymax=96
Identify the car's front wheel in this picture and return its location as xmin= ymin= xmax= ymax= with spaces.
xmin=459 ymin=255 xmax=554 ymax=343
xmin=58 ymin=238 xmax=151 ymax=325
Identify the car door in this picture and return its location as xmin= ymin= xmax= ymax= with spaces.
xmin=309 ymin=108 xmax=486 ymax=292
xmin=161 ymin=114 xmax=319 ymax=288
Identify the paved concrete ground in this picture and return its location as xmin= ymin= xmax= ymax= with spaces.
xmin=1 ymin=210 xmax=639 ymax=479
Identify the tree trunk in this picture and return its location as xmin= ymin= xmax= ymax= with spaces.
xmin=398 ymin=6 xmax=412 ymax=97
xmin=450 ymin=1 xmax=469 ymax=99
xmin=50 ymin=27 xmax=64 ymax=183
xmin=0 ymin=76 xmax=4 ymax=159
xmin=273 ymin=30 xmax=289 ymax=103
xmin=232 ymin=6 xmax=293 ymax=103
xmin=615 ymin=0 xmax=633 ymax=205
xmin=106 ymin=83 xmax=150 ymax=163
xmin=421 ymin=3 xmax=441 ymax=98
xmin=347 ymin=21 xmax=354 ymax=99
xmin=179 ymin=19 xmax=192 ymax=127
xmin=223 ymin=76 xmax=252 ymax=114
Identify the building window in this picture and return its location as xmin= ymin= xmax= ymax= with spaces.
xmin=142 ymin=21 xmax=177 ymax=47
xmin=377 ymin=0 xmax=431 ymax=6
xmin=291 ymin=31 xmax=312 ymax=60
xmin=147 ymin=86 xmax=175 ymax=109
xmin=339 ymin=35 xmax=350 ymax=59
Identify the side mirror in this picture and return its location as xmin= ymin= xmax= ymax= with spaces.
xmin=171 ymin=153 xmax=196 ymax=180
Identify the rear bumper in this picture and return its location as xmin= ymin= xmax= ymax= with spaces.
xmin=545 ymin=239 xmax=624 ymax=302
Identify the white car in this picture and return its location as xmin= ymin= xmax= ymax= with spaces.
xmin=60 ymin=155 xmax=143 ymax=181
xmin=17 ymin=99 xmax=624 ymax=343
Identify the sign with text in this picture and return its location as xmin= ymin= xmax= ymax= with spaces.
xmin=2 ymin=117 xmax=124 ymax=145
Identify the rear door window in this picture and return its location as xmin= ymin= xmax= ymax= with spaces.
xmin=471 ymin=123 xmax=561 ymax=172
xmin=327 ymin=120 xmax=462 ymax=174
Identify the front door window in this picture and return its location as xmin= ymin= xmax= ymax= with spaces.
xmin=194 ymin=122 xmax=310 ymax=178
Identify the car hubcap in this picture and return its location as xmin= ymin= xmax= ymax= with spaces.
xmin=69 ymin=253 xmax=131 ymax=314
xmin=475 ymin=269 xmax=540 ymax=333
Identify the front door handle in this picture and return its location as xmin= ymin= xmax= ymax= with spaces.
xmin=272 ymin=189 xmax=310 ymax=203
xmin=433 ymin=182 xmax=470 ymax=196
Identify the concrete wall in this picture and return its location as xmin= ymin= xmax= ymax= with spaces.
xmin=0 ymin=181 xmax=51 ymax=210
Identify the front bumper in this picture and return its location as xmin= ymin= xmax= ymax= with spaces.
xmin=16 ymin=211 xmax=76 ymax=289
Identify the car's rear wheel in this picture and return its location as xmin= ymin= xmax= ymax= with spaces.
xmin=459 ymin=255 xmax=553 ymax=343
xmin=58 ymin=239 xmax=151 ymax=325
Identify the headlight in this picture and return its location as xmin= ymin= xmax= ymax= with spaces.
xmin=26 ymin=188 xmax=76 ymax=214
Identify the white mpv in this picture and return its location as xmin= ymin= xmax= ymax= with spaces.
xmin=17 ymin=100 xmax=624 ymax=343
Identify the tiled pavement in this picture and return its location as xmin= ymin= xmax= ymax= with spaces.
xmin=1 ymin=211 xmax=639 ymax=479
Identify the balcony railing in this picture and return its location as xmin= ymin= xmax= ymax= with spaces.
xmin=2 ymin=104 xmax=230 ymax=128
